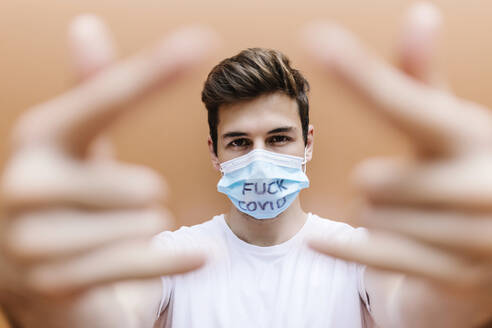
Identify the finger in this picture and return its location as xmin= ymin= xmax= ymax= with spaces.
xmin=68 ymin=15 xmax=117 ymax=161
xmin=26 ymin=240 xmax=206 ymax=296
xmin=352 ymin=156 xmax=492 ymax=210
xmin=2 ymin=148 xmax=165 ymax=209
xmin=87 ymin=136 xmax=116 ymax=160
xmin=308 ymin=230 xmax=486 ymax=291
xmin=301 ymin=22 xmax=492 ymax=156
xmin=358 ymin=206 xmax=492 ymax=258
xmin=4 ymin=208 xmax=172 ymax=262
xmin=68 ymin=14 xmax=116 ymax=80
xmin=14 ymin=26 xmax=219 ymax=156
xmin=398 ymin=2 xmax=445 ymax=87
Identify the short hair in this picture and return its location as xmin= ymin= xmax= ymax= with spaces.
xmin=201 ymin=48 xmax=310 ymax=155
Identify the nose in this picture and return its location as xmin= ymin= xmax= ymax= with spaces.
xmin=252 ymin=137 xmax=266 ymax=151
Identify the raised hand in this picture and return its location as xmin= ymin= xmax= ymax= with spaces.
xmin=303 ymin=3 xmax=491 ymax=327
xmin=0 ymin=14 xmax=217 ymax=327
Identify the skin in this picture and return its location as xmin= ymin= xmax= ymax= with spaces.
xmin=0 ymin=15 xmax=218 ymax=328
xmin=208 ymin=93 xmax=314 ymax=247
xmin=303 ymin=2 xmax=492 ymax=327
xmin=0 ymin=2 xmax=491 ymax=328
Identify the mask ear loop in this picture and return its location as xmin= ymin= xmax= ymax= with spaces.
xmin=302 ymin=147 xmax=308 ymax=173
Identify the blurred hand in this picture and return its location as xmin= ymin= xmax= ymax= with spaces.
xmin=303 ymin=2 xmax=491 ymax=325
xmin=0 ymin=14 xmax=217 ymax=327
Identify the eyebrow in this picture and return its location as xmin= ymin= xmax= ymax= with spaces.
xmin=267 ymin=126 xmax=294 ymax=134
xmin=222 ymin=131 xmax=248 ymax=139
xmin=222 ymin=126 xmax=295 ymax=139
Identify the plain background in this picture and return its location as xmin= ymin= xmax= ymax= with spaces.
xmin=1 ymin=0 xmax=492 ymax=326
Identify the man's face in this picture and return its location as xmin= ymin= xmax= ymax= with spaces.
xmin=209 ymin=92 xmax=313 ymax=167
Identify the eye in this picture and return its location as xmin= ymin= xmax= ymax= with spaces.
xmin=228 ymin=138 xmax=251 ymax=148
xmin=267 ymin=135 xmax=292 ymax=145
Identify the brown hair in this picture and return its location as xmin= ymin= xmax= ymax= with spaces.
xmin=201 ymin=48 xmax=310 ymax=155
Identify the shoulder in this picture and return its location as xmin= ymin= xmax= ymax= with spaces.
xmin=308 ymin=213 xmax=368 ymax=243
xmin=152 ymin=214 xmax=225 ymax=252
xmin=308 ymin=214 xmax=369 ymax=290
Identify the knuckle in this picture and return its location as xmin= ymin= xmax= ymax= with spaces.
xmin=4 ymin=216 xmax=42 ymax=261
xmin=71 ymin=162 xmax=169 ymax=208
xmin=10 ymin=111 xmax=40 ymax=148
xmin=137 ymin=167 xmax=168 ymax=197
xmin=25 ymin=266 xmax=65 ymax=297
xmin=1 ymin=162 xmax=30 ymax=206
xmin=25 ymin=274 xmax=51 ymax=296
xmin=10 ymin=104 xmax=55 ymax=150
xmin=1 ymin=149 xmax=68 ymax=208
xmin=351 ymin=157 xmax=402 ymax=192
xmin=451 ymin=263 xmax=488 ymax=292
xmin=121 ymin=165 xmax=167 ymax=202
xmin=142 ymin=207 xmax=174 ymax=232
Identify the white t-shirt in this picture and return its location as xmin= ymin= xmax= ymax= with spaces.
xmin=152 ymin=213 xmax=372 ymax=328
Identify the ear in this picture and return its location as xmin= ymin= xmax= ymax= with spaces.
xmin=208 ymin=136 xmax=221 ymax=171
xmin=305 ymin=124 xmax=314 ymax=162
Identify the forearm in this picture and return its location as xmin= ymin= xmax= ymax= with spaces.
xmin=393 ymin=277 xmax=490 ymax=328
xmin=0 ymin=286 xmax=134 ymax=328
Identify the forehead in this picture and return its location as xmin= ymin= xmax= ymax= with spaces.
xmin=217 ymin=93 xmax=301 ymax=134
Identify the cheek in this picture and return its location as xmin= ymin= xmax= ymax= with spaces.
xmin=216 ymin=142 xmax=244 ymax=162
xmin=219 ymin=148 xmax=250 ymax=162
xmin=274 ymin=139 xmax=306 ymax=157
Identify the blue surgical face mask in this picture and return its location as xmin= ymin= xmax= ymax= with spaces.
xmin=217 ymin=148 xmax=310 ymax=219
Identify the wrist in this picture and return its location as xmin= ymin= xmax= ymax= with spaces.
xmin=397 ymin=277 xmax=487 ymax=328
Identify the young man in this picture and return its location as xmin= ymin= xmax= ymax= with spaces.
xmin=0 ymin=4 xmax=491 ymax=328
xmin=152 ymin=48 xmax=372 ymax=327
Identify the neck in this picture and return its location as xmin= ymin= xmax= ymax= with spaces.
xmin=224 ymin=198 xmax=308 ymax=247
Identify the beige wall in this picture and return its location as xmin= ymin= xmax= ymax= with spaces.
xmin=1 ymin=0 xmax=492 ymax=326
